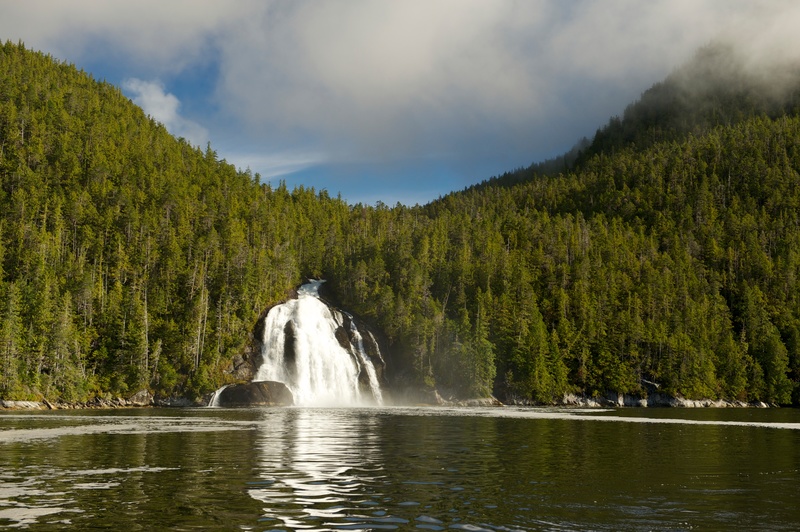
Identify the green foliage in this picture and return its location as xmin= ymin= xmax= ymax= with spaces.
xmin=0 ymin=42 xmax=340 ymax=401
xmin=1 ymin=41 xmax=799 ymax=405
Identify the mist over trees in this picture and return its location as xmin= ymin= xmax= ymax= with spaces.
xmin=1 ymin=41 xmax=799 ymax=404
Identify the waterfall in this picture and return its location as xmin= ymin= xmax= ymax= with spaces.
xmin=347 ymin=321 xmax=384 ymax=404
xmin=254 ymin=280 xmax=384 ymax=406
xmin=208 ymin=384 xmax=230 ymax=407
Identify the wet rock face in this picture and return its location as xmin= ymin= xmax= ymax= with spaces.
xmin=283 ymin=321 xmax=297 ymax=378
xmin=215 ymin=381 xmax=294 ymax=407
xmin=358 ymin=324 xmax=386 ymax=384
xmin=129 ymin=390 xmax=153 ymax=406
xmin=226 ymin=354 xmax=255 ymax=381
xmin=0 ymin=400 xmax=43 ymax=409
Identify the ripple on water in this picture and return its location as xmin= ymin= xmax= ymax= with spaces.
xmin=3 ymin=406 xmax=799 ymax=530
xmin=0 ymin=506 xmax=80 ymax=528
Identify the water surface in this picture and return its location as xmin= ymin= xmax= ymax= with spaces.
xmin=1 ymin=406 xmax=799 ymax=530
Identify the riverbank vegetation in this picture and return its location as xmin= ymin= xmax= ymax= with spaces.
xmin=1 ymin=41 xmax=799 ymax=404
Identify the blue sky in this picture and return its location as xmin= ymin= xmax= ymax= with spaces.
xmin=2 ymin=1 xmax=798 ymax=205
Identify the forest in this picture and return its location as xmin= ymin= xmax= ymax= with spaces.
xmin=1 ymin=41 xmax=799 ymax=405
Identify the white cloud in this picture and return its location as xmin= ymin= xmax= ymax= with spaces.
xmin=215 ymin=1 xmax=554 ymax=158
xmin=122 ymin=78 xmax=209 ymax=147
xmin=221 ymin=150 xmax=327 ymax=180
xmin=4 ymin=0 xmax=800 ymax=203
xmin=0 ymin=0 xmax=250 ymax=74
xmin=211 ymin=0 xmax=800 ymax=166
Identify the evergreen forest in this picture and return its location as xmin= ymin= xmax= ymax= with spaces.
xmin=1 ymin=41 xmax=799 ymax=405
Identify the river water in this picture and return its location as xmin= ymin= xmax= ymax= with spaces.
xmin=1 ymin=406 xmax=799 ymax=530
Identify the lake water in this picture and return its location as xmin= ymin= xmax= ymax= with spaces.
xmin=1 ymin=406 xmax=799 ymax=530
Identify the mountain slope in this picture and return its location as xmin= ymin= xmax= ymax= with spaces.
xmin=579 ymin=42 xmax=800 ymax=164
xmin=0 ymin=41 xmax=350 ymax=401
xmin=1 ymin=41 xmax=799 ymax=406
xmin=478 ymin=42 xmax=800 ymax=190
xmin=323 ymin=112 xmax=800 ymax=405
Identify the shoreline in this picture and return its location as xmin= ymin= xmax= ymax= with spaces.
xmin=0 ymin=392 xmax=202 ymax=411
xmin=1 ymin=394 xmax=781 ymax=410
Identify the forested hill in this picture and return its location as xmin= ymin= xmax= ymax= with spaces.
xmin=1 ymin=41 xmax=799 ymax=405
xmin=481 ymin=43 xmax=800 ymax=189
xmin=0 ymin=41 xmax=346 ymax=401
xmin=578 ymin=43 xmax=800 ymax=165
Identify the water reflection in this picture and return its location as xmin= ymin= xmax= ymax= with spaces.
xmin=0 ymin=411 xmax=264 ymax=529
xmin=245 ymin=407 xmax=800 ymax=531
xmin=2 ymin=407 xmax=800 ymax=530
xmin=251 ymin=408 xmax=387 ymax=529
xmin=248 ymin=408 xmax=519 ymax=531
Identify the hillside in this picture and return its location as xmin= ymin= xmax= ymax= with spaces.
xmin=1 ymin=41 xmax=799 ymax=405
xmin=579 ymin=43 xmax=800 ymax=164
xmin=416 ymin=115 xmax=800 ymax=404
xmin=481 ymin=43 xmax=800 ymax=189
xmin=0 ymin=41 xmax=348 ymax=401
xmin=332 ymin=46 xmax=800 ymax=405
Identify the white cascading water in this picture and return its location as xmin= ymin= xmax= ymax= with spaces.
xmin=254 ymin=280 xmax=384 ymax=406
xmin=208 ymin=384 xmax=230 ymax=407
xmin=347 ymin=322 xmax=384 ymax=404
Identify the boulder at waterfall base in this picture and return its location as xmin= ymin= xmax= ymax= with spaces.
xmin=216 ymin=381 xmax=294 ymax=407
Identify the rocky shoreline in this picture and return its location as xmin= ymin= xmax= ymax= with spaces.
xmin=0 ymin=390 xmax=202 ymax=410
xmin=555 ymin=391 xmax=772 ymax=408
xmin=0 ymin=389 xmax=778 ymax=410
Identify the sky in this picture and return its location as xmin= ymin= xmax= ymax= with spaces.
xmin=1 ymin=0 xmax=799 ymax=206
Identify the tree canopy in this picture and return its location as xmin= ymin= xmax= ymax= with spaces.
xmin=1 ymin=41 xmax=799 ymax=404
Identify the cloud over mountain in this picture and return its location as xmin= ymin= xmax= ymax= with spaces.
xmin=123 ymin=78 xmax=209 ymax=147
xmin=3 ymin=0 xmax=799 ymax=203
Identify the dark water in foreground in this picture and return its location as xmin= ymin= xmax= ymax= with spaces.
xmin=1 ymin=406 xmax=799 ymax=530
